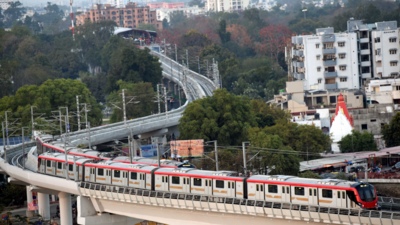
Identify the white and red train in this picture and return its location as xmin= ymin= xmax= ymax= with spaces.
xmin=36 ymin=136 xmax=379 ymax=210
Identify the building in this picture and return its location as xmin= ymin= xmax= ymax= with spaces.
xmin=0 ymin=0 xmax=12 ymax=10
xmin=289 ymin=19 xmax=400 ymax=92
xmin=107 ymin=0 xmax=124 ymax=8
xmin=147 ymin=2 xmax=185 ymax=9
xmin=205 ymin=0 xmax=249 ymax=12
xmin=155 ymin=5 xmax=205 ymax=22
xmin=75 ymin=3 xmax=162 ymax=30
xmin=365 ymin=78 xmax=400 ymax=105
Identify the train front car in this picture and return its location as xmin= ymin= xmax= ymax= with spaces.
xmin=349 ymin=183 xmax=379 ymax=210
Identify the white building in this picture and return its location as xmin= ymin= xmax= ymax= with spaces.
xmin=107 ymin=0 xmax=124 ymax=8
xmin=365 ymin=78 xmax=400 ymax=105
xmin=291 ymin=27 xmax=360 ymax=91
xmin=0 ymin=0 xmax=12 ymax=10
xmin=155 ymin=5 xmax=205 ymax=22
xmin=205 ymin=0 xmax=249 ymax=12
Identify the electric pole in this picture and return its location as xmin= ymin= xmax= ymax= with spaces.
xmin=175 ymin=44 xmax=177 ymax=62
xmin=242 ymin=141 xmax=250 ymax=177
xmin=31 ymin=106 xmax=37 ymax=140
xmin=5 ymin=111 xmax=10 ymax=148
xmin=2 ymin=122 xmax=7 ymax=164
xmin=76 ymin=96 xmax=81 ymax=131
xmin=164 ymin=87 xmax=168 ymax=119
xmin=186 ymin=49 xmax=189 ymax=69
xmin=122 ymin=89 xmax=126 ymax=125
xmin=157 ymin=84 xmax=161 ymax=114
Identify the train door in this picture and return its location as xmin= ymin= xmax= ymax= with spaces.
xmin=45 ymin=160 xmax=53 ymax=175
xmin=337 ymin=190 xmax=347 ymax=208
xmin=281 ymin=186 xmax=291 ymax=203
xmin=89 ymin=167 xmax=95 ymax=182
xmin=160 ymin=175 xmax=168 ymax=191
xmin=106 ymin=169 xmax=111 ymax=184
xmin=146 ymin=173 xmax=152 ymax=189
xmin=120 ymin=171 xmax=128 ymax=186
xmin=56 ymin=162 xmax=64 ymax=177
xmin=308 ymin=188 xmax=318 ymax=205
xmin=183 ymin=177 xmax=190 ymax=193
xmin=39 ymin=159 xmax=45 ymax=173
xmin=139 ymin=173 xmax=145 ymax=189
xmin=205 ymin=179 xmax=212 ymax=195
xmin=255 ymin=183 xmax=264 ymax=200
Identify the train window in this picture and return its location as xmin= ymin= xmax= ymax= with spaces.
xmin=216 ymin=180 xmax=224 ymax=188
xmin=342 ymin=191 xmax=345 ymax=199
xmin=338 ymin=191 xmax=341 ymax=198
xmin=282 ymin=187 xmax=285 ymax=193
xmin=256 ymin=184 xmax=259 ymax=191
xmin=184 ymin=178 xmax=186 ymax=184
xmin=229 ymin=182 xmax=231 ymax=189
xmin=295 ymin=187 xmax=304 ymax=196
xmin=287 ymin=187 xmax=289 ymax=193
xmin=309 ymin=189 xmax=312 ymax=196
xmin=166 ymin=176 xmax=168 ymax=183
xmin=58 ymin=162 xmax=62 ymax=169
xmin=194 ymin=178 xmax=201 ymax=186
xmin=260 ymin=185 xmax=263 ymax=192
xmin=322 ymin=189 xmax=332 ymax=198
xmin=172 ymin=176 xmax=180 ymax=184
xmin=69 ymin=164 xmax=73 ymax=171
xmin=314 ymin=189 xmax=317 ymax=196
xmin=131 ymin=172 xmax=137 ymax=180
xmin=114 ymin=170 xmax=121 ymax=178
xmin=162 ymin=176 xmax=165 ymax=183
xmin=47 ymin=160 xmax=51 ymax=167
xmin=187 ymin=178 xmax=189 ymax=184
xmin=268 ymin=185 xmax=278 ymax=193
xmin=209 ymin=180 xmax=211 ymax=186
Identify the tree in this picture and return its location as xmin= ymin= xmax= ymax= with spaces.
xmin=299 ymin=170 xmax=322 ymax=179
xmin=3 ymin=1 xmax=25 ymax=28
xmin=49 ymin=48 xmax=87 ymax=79
xmin=169 ymin=11 xmax=186 ymax=27
xmin=107 ymin=47 xmax=162 ymax=92
xmin=0 ymin=79 xmax=103 ymax=132
xmin=188 ymin=0 xmax=205 ymax=7
xmin=288 ymin=19 xmax=326 ymax=34
xmin=257 ymin=24 xmax=292 ymax=60
xmin=338 ymin=130 xmax=378 ymax=153
xmin=107 ymin=80 xmax=156 ymax=123
xmin=382 ymin=112 xmax=400 ymax=147
xmin=250 ymin=99 xmax=291 ymax=127
xmin=137 ymin=23 xmax=157 ymax=31
xmin=217 ymin=20 xmax=231 ymax=44
xmin=178 ymin=89 xmax=257 ymax=145
xmin=295 ymin=124 xmax=332 ymax=160
xmin=162 ymin=18 xmax=169 ymax=30
xmin=332 ymin=11 xmax=353 ymax=32
xmin=226 ymin=24 xmax=253 ymax=48
xmin=81 ymin=72 xmax=108 ymax=102
xmin=179 ymin=29 xmax=211 ymax=48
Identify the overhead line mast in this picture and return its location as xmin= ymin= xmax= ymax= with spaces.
xmin=70 ymin=0 xmax=75 ymax=41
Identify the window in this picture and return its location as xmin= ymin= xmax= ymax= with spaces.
xmin=47 ymin=160 xmax=51 ymax=167
xmin=396 ymin=86 xmax=400 ymax=90
xmin=209 ymin=180 xmax=211 ymax=186
xmin=342 ymin=191 xmax=346 ymax=199
xmin=326 ymin=78 xmax=336 ymax=84
xmin=184 ymin=178 xmax=186 ymax=184
xmin=361 ymin=67 xmax=370 ymax=73
xmin=340 ymin=78 xmax=347 ymax=82
xmin=389 ymin=37 xmax=397 ymax=43
xmin=361 ymin=55 xmax=369 ymax=62
xmin=112 ymin=11 xmax=116 ymax=15
xmin=58 ymin=162 xmax=62 ymax=169
xmin=127 ymin=10 xmax=131 ymax=14
xmin=268 ymin=185 xmax=278 ymax=193
xmin=256 ymin=184 xmax=259 ymax=191
xmin=375 ymin=49 xmax=381 ymax=55
xmin=216 ymin=180 xmax=224 ymax=188
xmin=295 ymin=187 xmax=305 ymax=196
xmin=339 ymin=54 xmax=345 ymax=59
xmin=309 ymin=189 xmax=312 ymax=196
xmin=318 ymin=79 xmax=322 ymax=84
xmin=391 ymin=61 xmax=398 ymax=66
xmin=375 ymin=37 xmax=380 ymax=43
xmin=131 ymin=172 xmax=137 ymax=180
xmin=362 ymin=124 xmax=368 ymax=130
xmin=194 ymin=178 xmax=202 ymax=186
xmin=69 ymin=164 xmax=73 ymax=171
xmin=338 ymin=42 xmax=345 ymax=47
xmin=360 ymin=43 xmax=369 ymax=50
xmin=114 ymin=170 xmax=120 ymax=178
xmin=330 ymin=96 xmax=336 ymax=103
xmin=390 ymin=49 xmax=397 ymax=54
xmin=322 ymin=189 xmax=332 ymax=198
xmin=314 ymin=189 xmax=317 ymax=196
xmin=339 ymin=66 xmax=346 ymax=71
xmin=316 ymin=55 xmax=321 ymax=60
xmin=323 ymin=43 xmax=334 ymax=49
xmin=172 ymin=176 xmax=180 ymax=184
xmin=370 ymin=119 xmax=376 ymax=122
xmin=228 ymin=182 xmax=231 ymax=189
xmin=260 ymin=185 xmax=263 ymax=192
xmin=317 ymin=67 xmax=321 ymax=72
xmin=282 ymin=187 xmax=285 ymax=193
xmin=316 ymin=44 xmax=320 ymax=49
xmin=287 ymin=187 xmax=289 ymax=193
xmin=98 ymin=168 xmax=103 ymax=175
xmin=338 ymin=191 xmax=341 ymax=198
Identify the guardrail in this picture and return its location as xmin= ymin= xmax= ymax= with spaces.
xmin=79 ymin=182 xmax=400 ymax=225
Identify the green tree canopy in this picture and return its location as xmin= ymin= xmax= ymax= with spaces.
xmin=217 ymin=20 xmax=231 ymax=44
xmin=178 ymin=89 xmax=257 ymax=145
xmin=137 ymin=23 xmax=157 ymax=31
xmin=0 ymin=79 xmax=103 ymax=134
xmin=338 ymin=130 xmax=378 ymax=153
xmin=382 ymin=112 xmax=400 ymax=147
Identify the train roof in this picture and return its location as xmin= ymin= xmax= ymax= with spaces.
xmin=247 ymin=175 xmax=359 ymax=190
xmin=39 ymin=152 xmax=93 ymax=165
xmin=41 ymin=141 xmax=103 ymax=160
xmin=154 ymin=168 xmax=245 ymax=181
xmin=85 ymin=162 xmax=158 ymax=173
xmin=113 ymin=156 xmax=189 ymax=168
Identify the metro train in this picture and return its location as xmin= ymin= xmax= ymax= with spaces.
xmin=37 ymin=139 xmax=379 ymax=210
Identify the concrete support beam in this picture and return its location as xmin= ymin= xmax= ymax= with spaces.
xmin=38 ymin=193 xmax=50 ymax=221
xmin=133 ymin=139 xmax=141 ymax=157
xmin=26 ymin=186 xmax=35 ymax=218
xmin=139 ymin=128 xmax=168 ymax=140
xmin=59 ymin=192 xmax=73 ymax=225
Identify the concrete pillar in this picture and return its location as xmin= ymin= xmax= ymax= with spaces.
xmin=26 ymin=186 xmax=35 ymax=217
xmin=59 ymin=192 xmax=73 ymax=225
xmin=174 ymin=84 xmax=177 ymax=95
xmin=38 ymin=193 xmax=50 ymax=220
xmin=51 ymin=195 xmax=57 ymax=202
xmin=168 ymin=81 xmax=172 ymax=92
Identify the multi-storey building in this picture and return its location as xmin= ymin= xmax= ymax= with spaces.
xmin=290 ymin=19 xmax=400 ymax=92
xmin=205 ymin=0 xmax=249 ymax=12
xmin=155 ymin=5 xmax=205 ymax=22
xmin=291 ymin=28 xmax=360 ymax=91
xmin=76 ymin=3 xmax=162 ymax=30
xmin=0 ymin=0 xmax=12 ymax=10
xmin=147 ymin=2 xmax=185 ymax=9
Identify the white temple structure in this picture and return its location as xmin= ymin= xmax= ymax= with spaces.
xmin=329 ymin=93 xmax=354 ymax=153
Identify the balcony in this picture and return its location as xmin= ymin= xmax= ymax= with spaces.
xmin=360 ymin=38 xmax=369 ymax=43
xmin=296 ymin=61 xmax=304 ymax=67
xmin=323 ymin=60 xmax=336 ymax=66
xmin=361 ymin=73 xmax=372 ymax=79
xmin=322 ymin=48 xmax=335 ymax=54
xmin=376 ymin=67 xmax=382 ymax=73
xmin=324 ymin=71 xmax=337 ymax=78
xmin=325 ymin=83 xmax=338 ymax=89
xmin=360 ymin=49 xmax=370 ymax=55
xmin=375 ymin=55 xmax=382 ymax=61
xmin=294 ymin=73 xmax=305 ymax=80
xmin=392 ymin=90 xmax=400 ymax=100
xmin=294 ymin=50 xmax=304 ymax=57
xmin=361 ymin=61 xmax=370 ymax=67
xmin=322 ymin=35 xmax=335 ymax=43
